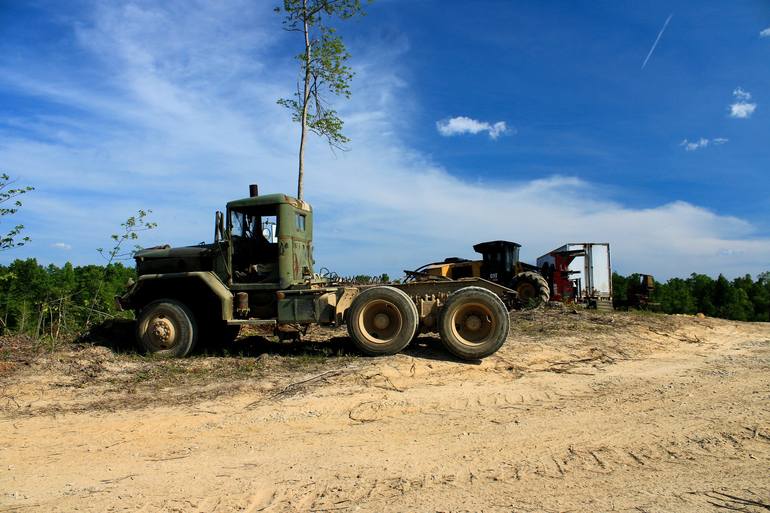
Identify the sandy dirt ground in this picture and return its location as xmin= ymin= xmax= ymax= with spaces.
xmin=1 ymin=309 xmax=769 ymax=512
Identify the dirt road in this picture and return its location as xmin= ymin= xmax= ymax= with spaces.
xmin=1 ymin=310 xmax=769 ymax=512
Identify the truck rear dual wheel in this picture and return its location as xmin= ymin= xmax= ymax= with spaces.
xmin=136 ymin=299 xmax=198 ymax=357
xmin=438 ymin=287 xmax=510 ymax=360
xmin=347 ymin=286 xmax=419 ymax=356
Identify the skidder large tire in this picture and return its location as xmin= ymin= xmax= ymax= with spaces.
xmin=438 ymin=286 xmax=509 ymax=360
xmin=347 ymin=286 xmax=419 ymax=356
xmin=510 ymin=271 xmax=550 ymax=308
xmin=136 ymin=299 xmax=198 ymax=357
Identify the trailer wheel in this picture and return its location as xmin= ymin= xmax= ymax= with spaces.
xmin=136 ymin=299 xmax=198 ymax=357
xmin=438 ymin=287 xmax=509 ymax=360
xmin=347 ymin=286 xmax=418 ymax=356
xmin=510 ymin=271 xmax=550 ymax=308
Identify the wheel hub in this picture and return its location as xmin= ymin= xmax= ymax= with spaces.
xmin=373 ymin=312 xmax=391 ymax=330
xmin=150 ymin=317 xmax=175 ymax=348
xmin=517 ymin=283 xmax=536 ymax=299
xmin=464 ymin=314 xmax=482 ymax=331
xmin=451 ymin=302 xmax=495 ymax=345
xmin=359 ymin=300 xmax=403 ymax=344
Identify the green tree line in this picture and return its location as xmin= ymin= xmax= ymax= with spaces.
xmin=613 ymin=272 xmax=770 ymax=321
xmin=0 ymin=258 xmax=135 ymax=339
xmin=1 ymin=259 xmax=768 ymax=342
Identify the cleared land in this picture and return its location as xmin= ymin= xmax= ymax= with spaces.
xmin=1 ymin=309 xmax=769 ymax=512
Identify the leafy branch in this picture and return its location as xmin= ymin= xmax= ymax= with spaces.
xmin=88 ymin=210 xmax=157 ymax=327
xmin=97 ymin=210 xmax=158 ymax=263
xmin=0 ymin=173 xmax=35 ymax=251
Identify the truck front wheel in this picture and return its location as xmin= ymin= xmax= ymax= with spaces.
xmin=347 ymin=286 xmax=419 ymax=356
xmin=438 ymin=286 xmax=509 ymax=360
xmin=136 ymin=299 xmax=198 ymax=357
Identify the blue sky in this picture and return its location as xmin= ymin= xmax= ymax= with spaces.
xmin=1 ymin=0 xmax=769 ymax=279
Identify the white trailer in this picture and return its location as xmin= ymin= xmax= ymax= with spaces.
xmin=537 ymin=243 xmax=613 ymax=309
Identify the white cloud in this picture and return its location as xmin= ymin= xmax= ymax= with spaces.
xmin=760 ymin=27 xmax=770 ymax=38
xmin=680 ymin=138 xmax=709 ymax=151
xmin=436 ymin=116 xmax=509 ymax=139
xmin=51 ymin=242 xmax=72 ymax=250
xmin=733 ymin=87 xmax=752 ymax=101
xmin=1 ymin=2 xmax=770 ymax=280
xmin=680 ymin=137 xmax=728 ymax=151
xmin=729 ymin=87 xmax=757 ymax=118
xmin=730 ymin=102 xmax=757 ymax=118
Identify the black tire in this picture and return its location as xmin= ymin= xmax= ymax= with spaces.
xmin=438 ymin=286 xmax=509 ymax=360
xmin=136 ymin=299 xmax=197 ymax=357
xmin=510 ymin=271 xmax=550 ymax=308
xmin=346 ymin=286 xmax=419 ymax=356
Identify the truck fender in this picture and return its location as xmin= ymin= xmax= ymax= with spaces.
xmin=121 ymin=272 xmax=233 ymax=320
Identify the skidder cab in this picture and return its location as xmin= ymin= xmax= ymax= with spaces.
xmin=119 ymin=185 xmax=516 ymax=360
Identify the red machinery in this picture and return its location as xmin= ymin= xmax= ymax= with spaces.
xmin=537 ymin=243 xmax=613 ymax=309
xmin=540 ymin=248 xmax=584 ymax=302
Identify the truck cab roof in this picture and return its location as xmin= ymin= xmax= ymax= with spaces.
xmin=226 ymin=193 xmax=312 ymax=212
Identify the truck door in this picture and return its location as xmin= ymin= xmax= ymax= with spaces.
xmin=228 ymin=207 xmax=279 ymax=284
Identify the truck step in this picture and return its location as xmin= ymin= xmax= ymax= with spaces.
xmin=226 ymin=319 xmax=277 ymax=326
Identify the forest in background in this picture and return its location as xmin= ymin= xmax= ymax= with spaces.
xmin=0 ymin=258 xmax=768 ymax=343
xmin=0 ymin=259 xmax=134 ymax=341
xmin=613 ymin=271 xmax=770 ymax=322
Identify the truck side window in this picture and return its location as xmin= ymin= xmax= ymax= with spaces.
xmin=296 ymin=213 xmax=306 ymax=231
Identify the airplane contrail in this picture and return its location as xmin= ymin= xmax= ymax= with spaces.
xmin=641 ymin=13 xmax=673 ymax=69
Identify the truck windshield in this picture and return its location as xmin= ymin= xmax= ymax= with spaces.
xmin=230 ymin=209 xmax=278 ymax=243
xmin=230 ymin=211 xmax=258 ymax=238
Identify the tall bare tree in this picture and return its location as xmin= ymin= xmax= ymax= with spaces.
xmin=276 ymin=0 xmax=367 ymax=200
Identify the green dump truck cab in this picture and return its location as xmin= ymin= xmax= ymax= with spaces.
xmin=119 ymin=186 xmax=515 ymax=360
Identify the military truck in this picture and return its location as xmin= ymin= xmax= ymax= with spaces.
xmin=117 ymin=186 xmax=517 ymax=360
